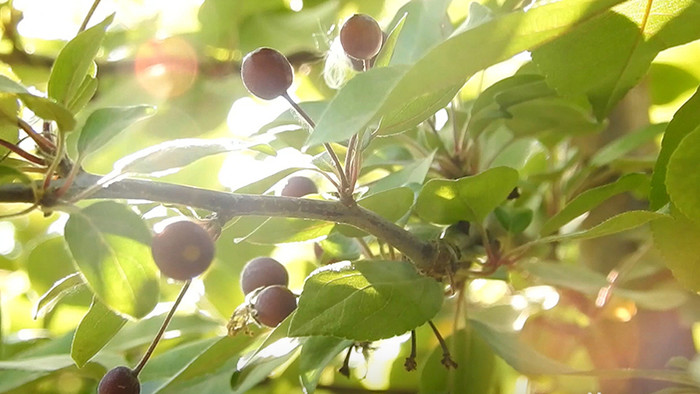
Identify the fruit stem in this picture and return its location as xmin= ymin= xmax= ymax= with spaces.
xmin=428 ymin=320 xmax=457 ymax=369
xmin=339 ymin=344 xmax=353 ymax=378
xmin=404 ymin=330 xmax=417 ymax=371
xmin=133 ymin=279 xmax=191 ymax=376
xmin=17 ymin=118 xmax=55 ymax=154
xmin=0 ymin=138 xmax=45 ymax=165
xmin=77 ymin=0 xmax=102 ymax=34
xmin=281 ymin=92 xmax=351 ymax=199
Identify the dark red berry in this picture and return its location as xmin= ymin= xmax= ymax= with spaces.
xmin=151 ymin=219 xmax=215 ymax=281
xmin=340 ymin=14 xmax=383 ymax=60
xmin=254 ymin=285 xmax=297 ymax=327
xmin=240 ymin=257 xmax=289 ymax=295
xmin=241 ymin=47 xmax=294 ymax=100
xmin=98 ymin=366 xmax=140 ymax=394
xmin=349 ymin=31 xmax=386 ymax=71
xmin=281 ymin=176 xmax=318 ymax=198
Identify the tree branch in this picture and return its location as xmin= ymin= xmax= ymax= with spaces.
xmin=0 ymin=172 xmax=442 ymax=273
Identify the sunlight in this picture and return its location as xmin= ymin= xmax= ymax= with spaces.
xmin=0 ymin=221 xmax=16 ymax=255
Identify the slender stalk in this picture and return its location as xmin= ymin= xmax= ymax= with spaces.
xmin=281 ymin=93 xmax=350 ymax=196
xmin=339 ymin=344 xmax=353 ymax=378
xmin=17 ymin=118 xmax=55 ymax=153
xmin=133 ymin=280 xmax=191 ymax=375
xmin=42 ymin=131 xmax=65 ymax=190
xmin=404 ymin=330 xmax=417 ymax=371
xmin=0 ymin=139 xmax=45 ymax=165
xmin=77 ymin=0 xmax=102 ymax=33
xmin=428 ymin=320 xmax=457 ymax=369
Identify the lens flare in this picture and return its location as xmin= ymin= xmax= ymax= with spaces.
xmin=134 ymin=37 xmax=198 ymax=98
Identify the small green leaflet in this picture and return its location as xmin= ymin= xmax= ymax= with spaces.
xmin=48 ymin=14 xmax=114 ymax=105
xmin=289 ymin=260 xmax=443 ymax=341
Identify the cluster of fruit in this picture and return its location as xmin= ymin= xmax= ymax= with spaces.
xmin=98 ymin=12 xmax=383 ymax=393
xmin=241 ymin=13 xmax=383 ymax=100
xmin=239 ymin=256 xmax=297 ymax=327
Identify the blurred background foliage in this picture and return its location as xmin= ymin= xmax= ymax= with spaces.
xmin=0 ymin=0 xmax=699 ymax=393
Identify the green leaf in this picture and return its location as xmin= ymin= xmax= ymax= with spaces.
xmin=374 ymin=13 xmax=407 ymax=68
xmin=67 ymin=74 xmax=98 ymax=113
xmin=289 ymin=260 xmax=443 ymax=341
xmin=233 ymin=167 xmax=308 ymax=194
xmin=590 ymin=123 xmax=665 ymax=167
xmin=415 ymin=166 xmax=519 ymax=224
xmin=541 ymin=173 xmax=649 ymax=235
xmin=114 ymin=138 xmax=257 ymax=176
xmin=666 ymin=128 xmax=700 ymax=224
xmin=64 ymin=201 xmax=159 ymax=319
xmin=243 ymin=217 xmax=334 ymax=244
xmin=388 ymin=0 xmax=452 ymax=65
xmin=0 ymin=76 xmax=76 ymax=131
xmin=48 ymin=14 xmax=114 ymax=105
xmin=32 ymin=272 xmax=85 ymax=319
xmin=105 ymin=314 xmax=219 ymax=352
xmin=420 ymin=328 xmax=496 ymax=393
xmin=368 ymin=151 xmax=435 ymax=195
xmin=469 ymin=318 xmax=576 ymax=375
xmin=299 ymin=336 xmax=352 ymax=393
xmin=523 ymin=261 xmax=688 ymax=310
xmin=71 ymin=297 xmax=127 ymax=367
xmin=532 ymin=0 xmax=700 ymax=119
xmin=307 ymin=65 xmax=409 ymax=146
xmin=494 ymin=206 xmax=533 ymax=234
xmin=0 ymin=74 xmax=30 ymax=93
xmin=77 ymin=105 xmax=156 ymax=159
xmin=338 ymin=187 xmax=414 ymax=237
xmin=154 ymin=335 xmax=257 ymax=392
xmin=308 ymin=0 xmax=626 ymax=145
xmin=537 ymin=210 xmax=667 ymax=244
xmin=651 ymin=87 xmax=700 ymax=210
xmin=17 ymin=94 xmax=76 ymax=132
xmin=652 ymin=210 xmax=700 ymax=292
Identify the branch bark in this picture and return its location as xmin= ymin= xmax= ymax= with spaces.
xmin=0 ymin=172 xmax=441 ymax=273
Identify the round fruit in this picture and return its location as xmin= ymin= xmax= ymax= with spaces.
xmin=151 ymin=219 xmax=215 ymax=281
xmin=340 ymin=14 xmax=383 ymax=60
xmin=98 ymin=366 xmax=140 ymax=394
xmin=240 ymin=257 xmax=289 ymax=295
xmin=281 ymin=176 xmax=318 ymax=198
xmin=241 ymin=47 xmax=294 ymax=100
xmin=254 ymin=285 xmax=297 ymax=327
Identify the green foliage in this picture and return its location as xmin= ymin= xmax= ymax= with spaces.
xmin=64 ymin=201 xmax=159 ymax=319
xmin=289 ymin=261 xmax=444 ymax=340
xmin=1 ymin=0 xmax=699 ymax=392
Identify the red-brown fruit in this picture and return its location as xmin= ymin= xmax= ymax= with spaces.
xmin=240 ymin=257 xmax=289 ymax=295
xmin=151 ymin=220 xmax=215 ymax=281
xmin=98 ymin=366 xmax=140 ymax=394
xmin=281 ymin=176 xmax=318 ymax=198
xmin=241 ymin=47 xmax=294 ymax=100
xmin=340 ymin=14 xmax=383 ymax=60
xmin=254 ymin=285 xmax=297 ymax=327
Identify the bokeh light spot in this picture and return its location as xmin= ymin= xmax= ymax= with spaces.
xmin=134 ymin=37 xmax=199 ymax=98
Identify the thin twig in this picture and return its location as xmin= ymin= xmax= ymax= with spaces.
xmin=17 ymin=118 xmax=55 ymax=153
xmin=282 ymin=93 xmax=350 ymax=197
xmin=0 ymin=139 xmax=45 ymax=165
xmin=0 ymin=172 xmax=441 ymax=272
xmin=428 ymin=320 xmax=457 ymax=369
xmin=77 ymin=0 xmax=103 ymax=34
